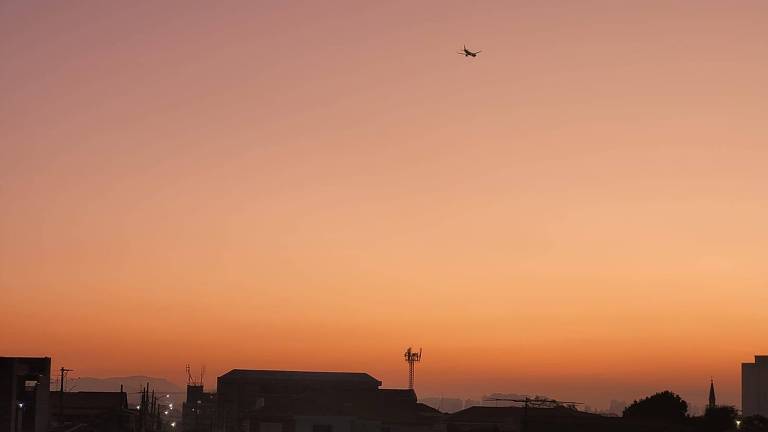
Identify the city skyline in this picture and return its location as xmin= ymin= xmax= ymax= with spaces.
xmin=3 ymin=0 xmax=768 ymax=413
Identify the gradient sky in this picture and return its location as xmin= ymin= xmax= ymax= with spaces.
xmin=2 ymin=0 xmax=768 ymax=410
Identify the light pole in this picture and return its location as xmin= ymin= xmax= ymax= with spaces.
xmin=15 ymin=402 xmax=24 ymax=432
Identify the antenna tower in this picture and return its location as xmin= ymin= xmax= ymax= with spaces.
xmin=186 ymin=364 xmax=198 ymax=386
xmin=404 ymin=347 xmax=422 ymax=390
xmin=187 ymin=364 xmax=205 ymax=387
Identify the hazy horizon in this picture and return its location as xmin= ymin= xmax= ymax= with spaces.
xmin=4 ymin=0 xmax=768 ymax=412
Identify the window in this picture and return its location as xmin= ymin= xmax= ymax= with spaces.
xmin=260 ymin=422 xmax=283 ymax=432
xmin=312 ymin=425 xmax=333 ymax=432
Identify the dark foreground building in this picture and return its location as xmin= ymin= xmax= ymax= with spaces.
xmin=743 ymin=355 xmax=768 ymax=417
xmin=246 ymin=388 xmax=441 ymax=432
xmin=446 ymin=406 xmax=621 ymax=432
xmin=0 ymin=357 xmax=51 ymax=432
xmin=216 ymin=370 xmax=441 ymax=432
xmin=50 ymin=391 xmax=136 ymax=432
xmin=445 ymin=405 xmax=704 ymax=432
xmin=182 ymin=383 xmax=217 ymax=432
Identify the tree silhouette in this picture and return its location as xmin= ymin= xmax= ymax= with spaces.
xmin=702 ymin=406 xmax=738 ymax=432
xmin=622 ymin=391 xmax=688 ymax=422
xmin=741 ymin=415 xmax=768 ymax=432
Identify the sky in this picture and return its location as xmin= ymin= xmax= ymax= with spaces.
xmin=2 ymin=0 xmax=768 ymax=410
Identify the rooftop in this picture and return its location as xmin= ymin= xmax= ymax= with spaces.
xmin=448 ymin=406 xmax=605 ymax=423
xmin=50 ymin=391 xmax=129 ymax=416
xmin=219 ymin=369 xmax=382 ymax=386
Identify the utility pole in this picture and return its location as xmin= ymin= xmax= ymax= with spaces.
xmin=59 ymin=367 xmax=72 ymax=420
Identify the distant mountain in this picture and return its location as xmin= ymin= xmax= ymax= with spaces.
xmin=69 ymin=376 xmax=184 ymax=404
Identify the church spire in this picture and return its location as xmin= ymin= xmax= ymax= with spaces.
xmin=708 ymin=378 xmax=717 ymax=408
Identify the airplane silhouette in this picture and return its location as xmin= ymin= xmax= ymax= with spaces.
xmin=458 ymin=45 xmax=481 ymax=57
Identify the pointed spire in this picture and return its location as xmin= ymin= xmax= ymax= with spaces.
xmin=708 ymin=378 xmax=717 ymax=408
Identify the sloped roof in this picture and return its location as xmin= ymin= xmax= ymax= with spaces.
xmin=448 ymin=406 xmax=522 ymax=423
xmin=219 ymin=369 xmax=382 ymax=386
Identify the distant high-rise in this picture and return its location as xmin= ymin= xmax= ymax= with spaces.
xmin=742 ymin=356 xmax=768 ymax=417
xmin=708 ymin=379 xmax=716 ymax=409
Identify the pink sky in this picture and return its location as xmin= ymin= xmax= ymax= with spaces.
xmin=3 ymin=0 xmax=768 ymax=410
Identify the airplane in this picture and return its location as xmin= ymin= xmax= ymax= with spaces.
xmin=458 ymin=45 xmax=481 ymax=57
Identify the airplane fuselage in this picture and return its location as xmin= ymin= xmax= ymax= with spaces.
xmin=458 ymin=46 xmax=481 ymax=58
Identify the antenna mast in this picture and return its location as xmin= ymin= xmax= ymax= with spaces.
xmin=186 ymin=364 xmax=197 ymax=386
xmin=404 ymin=347 xmax=422 ymax=390
xmin=59 ymin=367 xmax=73 ymax=419
xmin=187 ymin=363 xmax=205 ymax=387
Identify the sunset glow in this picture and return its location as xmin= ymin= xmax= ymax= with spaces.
xmin=3 ymin=1 xmax=768 ymax=411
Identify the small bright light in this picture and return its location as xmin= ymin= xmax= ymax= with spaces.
xmin=169 ymin=404 xmax=173 ymax=409
xmin=17 ymin=403 xmax=24 ymax=409
xmin=136 ymin=405 xmax=141 ymax=409
xmin=166 ymin=394 xmax=170 ymax=398
xmin=170 ymin=422 xmax=176 ymax=428
xmin=164 ymin=411 xmax=169 ymax=415
xmin=736 ymin=420 xmax=742 ymax=429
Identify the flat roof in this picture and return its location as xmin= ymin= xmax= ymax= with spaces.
xmin=219 ymin=369 xmax=382 ymax=385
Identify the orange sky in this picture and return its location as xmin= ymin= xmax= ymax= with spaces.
xmin=2 ymin=0 xmax=768 ymax=410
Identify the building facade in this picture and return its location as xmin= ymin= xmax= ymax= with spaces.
xmin=0 ymin=357 xmax=51 ymax=432
xmin=182 ymin=384 xmax=217 ymax=432
xmin=50 ymin=390 xmax=135 ymax=432
xmin=215 ymin=370 xmax=441 ymax=432
xmin=743 ymin=355 xmax=768 ymax=417
xmin=216 ymin=370 xmax=382 ymax=432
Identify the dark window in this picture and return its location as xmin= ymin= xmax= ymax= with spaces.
xmin=313 ymin=425 xmax=333 ymax=432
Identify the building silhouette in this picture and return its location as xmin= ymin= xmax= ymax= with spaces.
xmin=182 ymin=381 xmax=216 ymax=432
xmin=215 ymin=369 xmax=440 ymax=432
xmin=50 ymin=390 xmax=135 ymax=432
xmin=0 ymin=357 xmax=50 ymax=432
xmin=446 ymin=405 xmax=619 ymax=432
xmin=743 ymin=355 xmax=768 ymax=417
xmin=708 ymin=379 xmax=716 ymax=409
